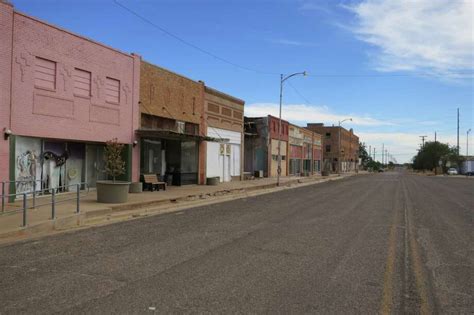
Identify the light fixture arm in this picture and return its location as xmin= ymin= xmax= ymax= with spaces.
xmin=281 ymin=71 xmax=307 ymax=84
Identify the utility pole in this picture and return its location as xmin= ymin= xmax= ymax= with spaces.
xmin=369 ymin=145 xmax=371 ymax=159
xmin=420 ymin=135 xmax=427 ymax=148
xmin=457 ymin=108 xmax=460 ymax=154
xmin=467 ymin=129 xmax=472 ymax=157
xmin=434 ymin=131 xmax=437 ymax=142
xmin=373 ymin=148 xmax=376 ymax=162
xmin=382 ymin=143 xmax=384 ymax=166
xmin=276 ymin=71 xmax=307 ymax=186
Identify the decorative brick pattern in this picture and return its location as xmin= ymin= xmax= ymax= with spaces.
xmin=0 ymin=3 xmax=141 ymax=182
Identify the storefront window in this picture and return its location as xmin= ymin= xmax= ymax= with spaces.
xmin=181 ymin=141 xmax=198 ymax=173
xmin=140 ymin=139 xmax=162 ymax=175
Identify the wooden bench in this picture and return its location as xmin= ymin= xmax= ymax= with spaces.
xmin=142 ymin=174 xmax=167 ymax=191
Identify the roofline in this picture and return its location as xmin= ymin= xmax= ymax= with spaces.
xmin=205 ymin=86 xmax=245 ymax=105
xmin=141 ymin=59 xmax=203 ymax=86
xmin=267 ymin=115 xmax=289 ymax=124
xmin=13 ymin=10 xmax=136 ymax=59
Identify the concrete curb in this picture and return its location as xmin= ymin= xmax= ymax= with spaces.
xmin=0 ymin=174 xmax=354 ymax=245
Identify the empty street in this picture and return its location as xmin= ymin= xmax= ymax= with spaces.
xmin=0 ymin=172 xmax=472 ymax=314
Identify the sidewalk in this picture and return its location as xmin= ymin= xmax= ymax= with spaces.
xmin=0 ymin=174 xmax=352 ymax=242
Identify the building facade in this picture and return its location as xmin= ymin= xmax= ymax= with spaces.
xmin=306 ymin=123 xmax=359 ymax=173
xmin=288 ymin=124 xmax=323 ymax=176
xmin=0 ymin=2 xmax=140 ymax=196
xmin=288 ymin=124 xmax=304 ymax=176
xmin=205 ymin=87 xmax=244 ymax=182
xmin=137 ymin=61 xmax=210 ymax=185
xmin=244 ymin=115 xmax=289 ymax=178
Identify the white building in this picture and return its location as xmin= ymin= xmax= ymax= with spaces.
xmin=204 ymin=87 xmax=244 ymax=182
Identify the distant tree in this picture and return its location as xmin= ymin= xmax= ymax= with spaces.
xmin=359 ymin=142 xmax=371 ymax=169
xmin=412 ymin=141 xmax=461 ymax=172
xmin=367 ymin=159 xmax=382 ymax=171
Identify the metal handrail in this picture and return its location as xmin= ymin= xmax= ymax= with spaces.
xmin=1 ymin=179 xmax=45 ymax=212
xmin=0 ymin=183 xmax=89 ymax=227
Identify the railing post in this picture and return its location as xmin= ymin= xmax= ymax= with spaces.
xmin=32 ymin=181 xmax=36 ymax=209
xmin=76 ymin=184 xmax=80 ymax=213
xmin=22 ymin=193 xmax=27 ymax=227
xmin=2 ymin=182 xmax=5 ymax=213
xmin=51 ymin=189 xmax=56 ymax=220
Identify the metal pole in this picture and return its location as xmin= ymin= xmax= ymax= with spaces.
xmin=51 ymin=189 xmax=56 ymax=219
xmin=277 ymin=74 xmax=283 ymax=186
xmin=310 ymin=132 xmax=314 ymax=175
xmin=76 ymin=184 xmax=80 ymax=213
xmin=382 ymin=143 xmax=384 ymax=167
xmin=22 ymin=193 xmax=27 ymax=227
xmin=1 ymin=182 xmax=4 ymax=213
xmin=467 ymin=129 xmax=471 ymax=157
xmin=338 ymin=122 xmax=341 ymax=174
xmin=32 ymin=180 xmax=36 ymax=209
xmin=457 ymin=108 xmax=460 ymax=154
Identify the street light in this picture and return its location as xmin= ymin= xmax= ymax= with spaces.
xmin=467 ymin=129 xmax=472 ymax=157
xmin=338 ymin=118 xmax=352 ymax=174
xmin=277 ymin=71 xmax=307 ymax=186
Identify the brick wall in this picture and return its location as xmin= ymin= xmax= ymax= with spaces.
xmin=0 ymin=1 xmax=13 ymax=183
xmin=0 ymin=4 xmax=140 ymax=182
xmin=139 ymin=61 xmax=204 ymax=126
xmin=268 ymin=115 xmax=289 ymax=141
xmin=205 ymin=86 xmax=244 ymax=133
xmin=306 ymin=124 xmax=359 ymax=170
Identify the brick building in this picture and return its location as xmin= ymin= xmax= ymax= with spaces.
xmin=288 ymin=124 xmax=322 ymax=176
xmin=244 ymin=115 xmax=289 ymax=177
xmin=306 ymin=123 xmax=359 ymax=173
xmin=137 ymin=61 xmax=208 ymax=185
xmin=288 ymin=124 xmax=304 ymax=176
xmin=0 ymin=1 xmax=140 ymax=196
xmin=205 ymin=87 xmax=245 ymax=182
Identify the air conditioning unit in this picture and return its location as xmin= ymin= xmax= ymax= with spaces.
xmin=254 ymin=170 xmax=264 ymax=178
xmin=176 ymin=121 xmax=185 ymax=134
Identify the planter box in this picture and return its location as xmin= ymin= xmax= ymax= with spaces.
xmin=129 ymin=182 xmax=143 ymax=193
xmin=96 ymin=181 xmax=130 ymax=203
xmin=206 ymin=177 xmax=220 ymax=186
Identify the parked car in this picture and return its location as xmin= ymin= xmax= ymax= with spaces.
xmin=447 ymin=168 xmax=458 ymax=175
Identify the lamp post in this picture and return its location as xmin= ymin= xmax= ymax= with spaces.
xmin=338 ymin=118 xmax=352 ymax=174
xmin=467 ymin=129 xmax=472 ymax=157
xmin=277 ymin=71 xmax=307 ymax=186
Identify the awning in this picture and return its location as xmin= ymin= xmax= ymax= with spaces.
xmin=135 ymin=129 xmax=228 ymax=142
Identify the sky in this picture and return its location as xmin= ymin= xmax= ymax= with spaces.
xmin=12 ymin=0 xmax=474 ymax=163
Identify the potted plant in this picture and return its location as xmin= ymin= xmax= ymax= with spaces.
xmin=96 ymin=138 xmax=131 ymax=203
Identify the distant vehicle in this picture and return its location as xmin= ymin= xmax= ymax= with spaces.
xmin=378 ymin=169 xmax=384 ymax=173
xmin=461 ymin=160 xmax=474 ymax=175
xmin=447 ymin=168 xmax=458 ymax=175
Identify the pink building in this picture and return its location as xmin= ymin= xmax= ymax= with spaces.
xmin=0 ymin=1 xmax=140 ymax=196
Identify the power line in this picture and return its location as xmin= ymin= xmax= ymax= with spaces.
xmin=113 ymin=0 xmax=279 ymax=76
xmin=112 ymin=1 xmax=468 ymax=79
xmin=287 ymin=81 xmax=312 ymax=104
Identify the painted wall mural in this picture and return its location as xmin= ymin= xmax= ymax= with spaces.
xmin=16 ymin=150 xmax=38 ymax=193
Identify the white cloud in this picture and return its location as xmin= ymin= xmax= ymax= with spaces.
xmin=299 ymin=2 xmax=331 ymax=14
xmin=267 ymin=39 xmax=318 ymax=47
xmin=245 ymin=102 xmax=393 ymax=126
xmin=346 ymin=0 xmax=474 ymax=79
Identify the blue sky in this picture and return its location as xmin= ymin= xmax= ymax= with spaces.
xmin=13 ymin=0 xmax=473 ymax=163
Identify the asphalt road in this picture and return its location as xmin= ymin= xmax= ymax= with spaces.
xmin=0 ymin=171 xmax=472 ymax=314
